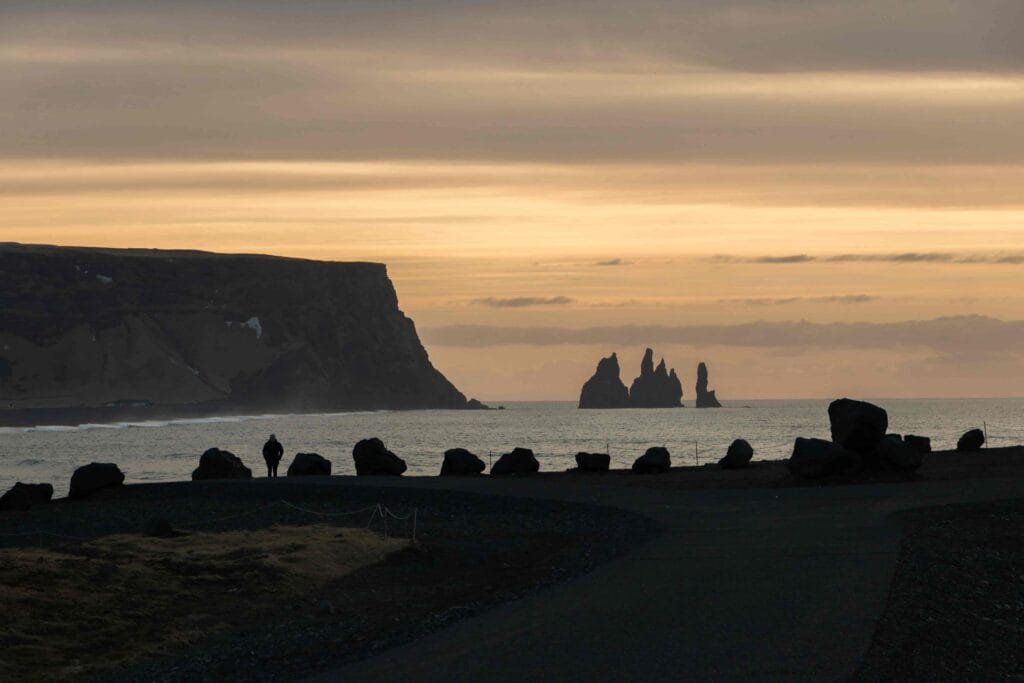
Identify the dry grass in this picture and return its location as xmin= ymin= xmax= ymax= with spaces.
xmin=0 ymin=525 xmax=404 ymax=682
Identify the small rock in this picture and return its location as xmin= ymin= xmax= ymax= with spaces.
xmin=353 ymin=438 xmax=407 ymax=476
xmin=956 ymin=428 xmax=985 ymax=452
xmin=903 ymin=435 xmax=932 ymax=453
xmin=575 ymin=452 xmax=610 ymax=472
xmin=0 ymin=482 xmax=53 ymax=511
xmin=787 ymin=438 xmax=861 ymax=479
xmin=491 ymin=447 xmax=540 ymax=476
xmin=632 ymin=446 xmax=671 ymax=474
xmin=286 ymin=452 xmax=332 ymax=477
xmin=872 ymin=438 xmax=924 ymax=473
xmin=192 ymin=448 xmax=252 ymax=481
xmin=69 ymin=463 xmax=125 ymax=499
xmin=719 ymin=439 xmax=753 ymax=469
xmin=440 ymin=448 xmax=486 ymax=476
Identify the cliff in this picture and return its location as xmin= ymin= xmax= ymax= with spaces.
xmin=694 ymin=361 xmax=722 ymax=408
xmin=0 ymin=244 xmax=469 ymax=413
xmin=578 ymin=352 xmax=630 ymax=408
xmin=628 ymin=348 xmax=683 ymax=408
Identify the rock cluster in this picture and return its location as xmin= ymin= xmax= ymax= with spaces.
xmin=629 ymin=350 xmax=683 ymax=408
xmin=440 ymin=448 xmax=486 ymax=476
xmin=787 ymin=399 xmax=925 ymax=479
xmin=491 ymin=447 xmax=539 ymax=476
xmin=192 ymin=448 xmax=253 ymax=480
xmin=352 ymin=438 xmax=407 ymax=475
xmin=694 ymin=362 xmax=722 ymax=408
xmin=578 ymin=353 xmax=630 ymax=408
xmin=287 ymin=452 xmax=332 ymax=477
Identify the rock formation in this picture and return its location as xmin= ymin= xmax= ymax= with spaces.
xmin=719 ymin=439 xmax=753 ymax=469
xmin=628 ymin=349 xmax=683 ymax=408
xmin=828 ymin=398 xmax=888 ymax=455
xmin=787 ymin=438 xmax=861 ymax=479
xmin=440 ymin=448 xmax=486 ymax=476
xmin=632 ymin=446 xmax=671 ymax=474
xmin=69 ymin=462 xmax=125 ymax=498
xmin=192 ymin=448 xmax=252 ymax=480
xmin=694 ymin=362 xmax=722 ymax=408
xmin=352 ymin=438 xmax=407 ymax=475
xmin=578 ymin=353 xmax=630 ymax=408
xmin=0 ymin=243 xmax=470 ymax=415
xmin=490 ymin=447 xmax=539 ymax=476
xmin=286 ymin=452 xmax=332 ymax=477
xmin=903 ymin=435 xmax=932 ymax=453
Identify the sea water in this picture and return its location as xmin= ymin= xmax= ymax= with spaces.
xmin=2 ymin=399 xmax=1023 ymax=497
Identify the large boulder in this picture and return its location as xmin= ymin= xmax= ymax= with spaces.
xmin=579 ymin=353 xmax=630 ymax=409
xmin=287 ymin=452 xmax=332 ymax=477
xmin=0 ymin=482 xmax=54 ymax=511
xmin=69 ymin=462 xmax=125 ymax=499
xmin=191 ymin=448 xmax=252 ymax=481
xmin=903 ymin=435 xmax=932 ymax=454
xmin=440 ymin=448 xmax=486 ymax=476
xmin=719 ymin=439 xmax=753 ymax=469
xmin=695 ymin=362 xmax=723 ymax=408
xmin=828 ymin=398 xmax=888 ymax=455
xmin=956 ymin=429 xmax=985 ymax=452
xmin=629 ymin=349 xmax=683 ymax=408
xmin=575 ymin=452 xmax=610 ymax=472
xmin=787 ymin=438 xmax=862 ymax=479
xmin=352 ymin=438 xmax=407 ymax=476
xmin=632 ymin=446 xmax=671 ymax=474
xmin=872 ymin=438 xmax=924 ymax=473
xmin=490 ymin=447 xmax=540 ymax=476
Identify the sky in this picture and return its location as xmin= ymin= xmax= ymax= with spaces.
xmin=3 ymin=1 xmax=1024 ymax=400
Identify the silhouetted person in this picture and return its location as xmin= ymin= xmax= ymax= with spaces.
xmin=262 ymin=434 xmax=284 ymax=477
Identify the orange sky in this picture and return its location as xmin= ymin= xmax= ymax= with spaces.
xmin=3 ymin=2 xmax=1024 ymax=399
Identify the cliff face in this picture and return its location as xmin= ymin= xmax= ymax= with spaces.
xmin=627 ymin=348 xmax=683 ymax=408
xmin=578 ymin=352 xmax=630 ymax=408
xmin=0 ymin=244 xmax=468 ymax=411
xmin=694 ymin=361 xmax=722 ymax=408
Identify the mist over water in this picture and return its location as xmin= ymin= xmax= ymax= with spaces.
xmin=3 ymin=398 xmax=1023 ymax=497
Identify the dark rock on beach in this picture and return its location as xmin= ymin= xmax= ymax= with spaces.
xmin=629 ymin=349 xmax=683 ymax=408
xmin=578 ymin=353 xmax=630 ymax=409
xmin=352 ymin=438 xmax=407 ymax=476
xmin=903 ymin=434 xmax=932 ymax=453
xmin=957 ymin=429 xmax=985 ymax=452
xmin=787 ymin=438 xmax=862 ymax=479
xmin=575 ymin=452 xmax=610 ymax=472
xmin=695 ymin=361 xmax=723 ymax=408
xmin=287 ymin=452 xmax=332 ymax=477
xmin=192 ymin=448 xmax=253 ymax=481
xmin=69 ymin=462 xmax=125 ymax=498
xmin=632 ymin=446 xmax=671 ymax=474
xmin=0 ymin=482 xmax=54 ymax=511
xmin=872 ymin=437 xmax=924 ymax=473
xmin=719 ymin=439 xmax=753 ymax=469
xmin=440 ymin=448 xmax=486 ymax=476
xmin=491 ymin=447 xmax=540 ymax=476
xmin=828 ymin=398 xmax=888 ymax=455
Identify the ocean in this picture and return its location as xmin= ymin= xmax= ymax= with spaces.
xmin=3 ymin=398 xmax=1023 ymax=497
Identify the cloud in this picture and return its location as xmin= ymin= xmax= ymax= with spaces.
xmin=472 ymin=296 xmax=576 ymax=308
xmin=718 ymin=253 xmax=1024 ymax=265
xmin=730 ymin=295 xmax=879 ymax=306
xmin=595 ymin=258 xmax=630 ymax=266
xmin=421 ymin=315 xmax=1024 ymax=356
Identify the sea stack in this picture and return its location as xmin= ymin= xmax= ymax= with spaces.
xmin=578 ymin=353 xmax=630 ymax=408
xmin=628 ymin=349 xmax=683 ymax=408
xmin=694 ymin=362 xmax=722 ymax=408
